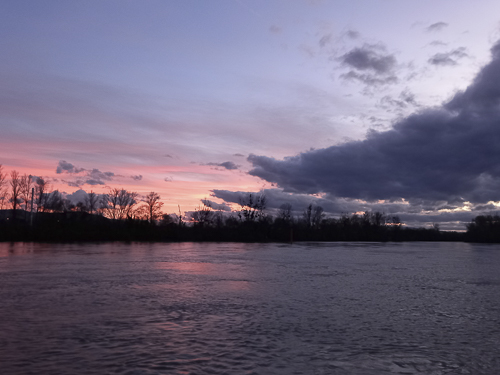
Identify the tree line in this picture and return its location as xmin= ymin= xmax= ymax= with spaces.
xmin=0 ymin=164 xmax=489 ymax=243
xmin=0 ymin=165 xmax=164 ymax=224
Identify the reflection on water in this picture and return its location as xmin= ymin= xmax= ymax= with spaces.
xmin=1 ymin=242 xmax=500 ymax=374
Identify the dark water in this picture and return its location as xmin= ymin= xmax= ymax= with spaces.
xmin=1 ymin=242 xmax=500 ymax=374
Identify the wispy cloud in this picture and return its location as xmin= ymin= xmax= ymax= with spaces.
xmin=428 ymin=47 xmax=468 ymax=66
xmin=206 ymin=161 xmax=239 ymax=170
xmin=426 ymin=22 xmax=448 ymax=32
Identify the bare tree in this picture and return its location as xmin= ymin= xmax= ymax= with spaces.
xmin=19 ymin=174 xmax=33 ymax=211
xmin=10 ymin=170 xmax=21 ymax=211
xmin=142 ymin=191 xmax=163 ymax=224
xmin=311 ymin=205 xmax=325 ymax=228
xmin=44 ymin=191 xmax=64 ymax=212
xmin=34 ymin=177 xmax=50 ymax=212
xmin=0 ymin=165 xmax=7 ymax=210
xmin=278 ymin=203 xmax=293 ymax=223
xmin=238 ymin=193 xmax=266 ymax=222
xmin=191 ymin=199 xmax=213 ymax=227
xmin=303 ymin=204 xmax=324 ymax=228
xmin=101 ymin=188 xmax=138 ymax=220
xmin=85 ymin=191 xmax=99 ymax=214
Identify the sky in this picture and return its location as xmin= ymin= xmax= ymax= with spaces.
xmin=2 ymin=0 xmax=500 ymax=229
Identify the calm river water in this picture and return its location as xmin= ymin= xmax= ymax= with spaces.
xmin=1 ymin=242 xmax=499 ymax=374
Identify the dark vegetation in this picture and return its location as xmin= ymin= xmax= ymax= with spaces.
xmin=0 ymin=165 xmax=491 ymax=243
xmin=0 ymin=206 xmax=464 ymax=242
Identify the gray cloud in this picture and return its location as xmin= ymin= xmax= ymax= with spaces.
xmin=55 ymin=160 xmax=115 ymax=187
xmin=211 ymin=188 xmax=479 ymax=230
xmin=206 ymin=161 xmax=239 ymax=170
xmin=56 ymin=160 xmax=84 ymax=174
xmin=247 ymin=41 xmax=500 ymax=211
xmin=426 ymin=22 xmax=448 ymax=32
xmin=88 ymin=168 xmax=114 ymax=181
xmin=319 ymin=33 xmax=332 ymax=48
xmin=428 ymin=47 xmax=468 ymax=66
xmin=379 ymin=90 xmax=418 ymax=110
xmin=201 ymin=198 xmax=231 ymax=212
xmin=340 ymin=44 xmax=396 ymax=74
xmin=339 ymin=44 xmax=398 ymax=86
xmin=345 ymin=30 xmax=360 ymax=39
xmin=131 ymin=175 xmax=142 ymax=181
xmin=341 ymin=71 xmax=398 ymax=86
xmin=85 ymin=179 xmax=105 ymax=186
xmin=430 ymin=40 xmax=448 ymax=47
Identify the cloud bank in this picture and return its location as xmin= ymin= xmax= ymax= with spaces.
xmin=247 ymin=41 xmax=500 ymax=211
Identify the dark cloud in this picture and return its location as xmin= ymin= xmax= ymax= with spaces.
xmin=233 ymin=153 xmax=245 ymax=157
xmin=206 ymin=161 xmax=239 ymax=170
xmin=211 ymin=188 xmax=479 ymax=230
xmin=85 ymin=179 xmax=105 ymax=186
xmin=131 ymin=175 xmax=142 ymax=181
xmin=428 ymin=47 xmax=468 ymax=66
xmin=56 ymin=160 xmax=84 ymax=174
xmin=56 ymin=161 xmax=115 ymax=186
xmin=212 ymin=188 xmax=334 ymax=213
xmin=88 ymin=168 xmax=114 ymax=181
xmin=201 ymin=199 xmax=231 ymax=212
xmin=247 ymin=41 xmax=500 ymax=210
xmin=426 ymin=22 xmax=448 ymax=32
xmin=340 ymin=45 xmax=396 ymax=74
xmin=164 ymin=176 xmax=173 ymax=182
xmin=339 ymin=44 xmax=398 ymax=86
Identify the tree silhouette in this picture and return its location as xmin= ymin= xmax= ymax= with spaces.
xmin=9 ymin=170 xmax=21 ymax=213
xmin=142 ymin=191 xmax=163 ymax=224
xmin=191 ymin=199 xmax=214 ymax=227
xmin=0 ymin=165 xmax=7 ymax=209
xmin=85 ymin=191 xmax=99 ymax=215
xmin=101 ymin=188 xmax=138 ymax=219
xmin=238 ymin=192 xmax=266 ymax=222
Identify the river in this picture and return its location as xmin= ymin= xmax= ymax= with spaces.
xmin=1 ymin=242 xmax=499 ymax=374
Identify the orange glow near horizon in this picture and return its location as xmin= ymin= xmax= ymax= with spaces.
xmin=0 ymin=160 xmax=264 ymax=215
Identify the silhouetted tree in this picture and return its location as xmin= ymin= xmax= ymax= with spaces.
xmin=44 ymin=191 xmax=65 ymax=212
xmin=278 ymin=203 xmax=293 ymax=223
xmin=19 ymin=174 xmax=33 ymax=211
xmin=76 ymin=201 xmax=87 ymax=212
xmin=85 ymin=191 xmax=99 ymax=215
xmin=0 ymin=165 xmax=7 ymax=209
xmin=191 ymin=199 xmax=214 ymax=227
xmin=142 ymin=191 xmax=164 ymax=224
xmin=466 ymin=215 xmax=500 ymax=242
xmin=303 ymin=204 xmax=324 ymax=228
xmin=101 ymin=188 xmax=138 ymax=220
xmin=159 ymin=213 xmax=174 ymax=226
xmin=238 ymin=193 xmax=266 ymax=222
xmin=34 ymin=177 xmax=50 ymax=212
xmin=9 ymin=170 xmax=21 ymax=213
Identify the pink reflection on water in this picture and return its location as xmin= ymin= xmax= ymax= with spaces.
xmin=155 ymin=261 xmax=253 ymax=291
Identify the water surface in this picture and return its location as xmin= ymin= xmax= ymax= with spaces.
xmin=1 ymin=242 xmax=499 ymax=374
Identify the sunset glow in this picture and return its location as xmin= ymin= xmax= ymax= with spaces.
xmin=3 ymin=1 xmax=500 ymax=229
